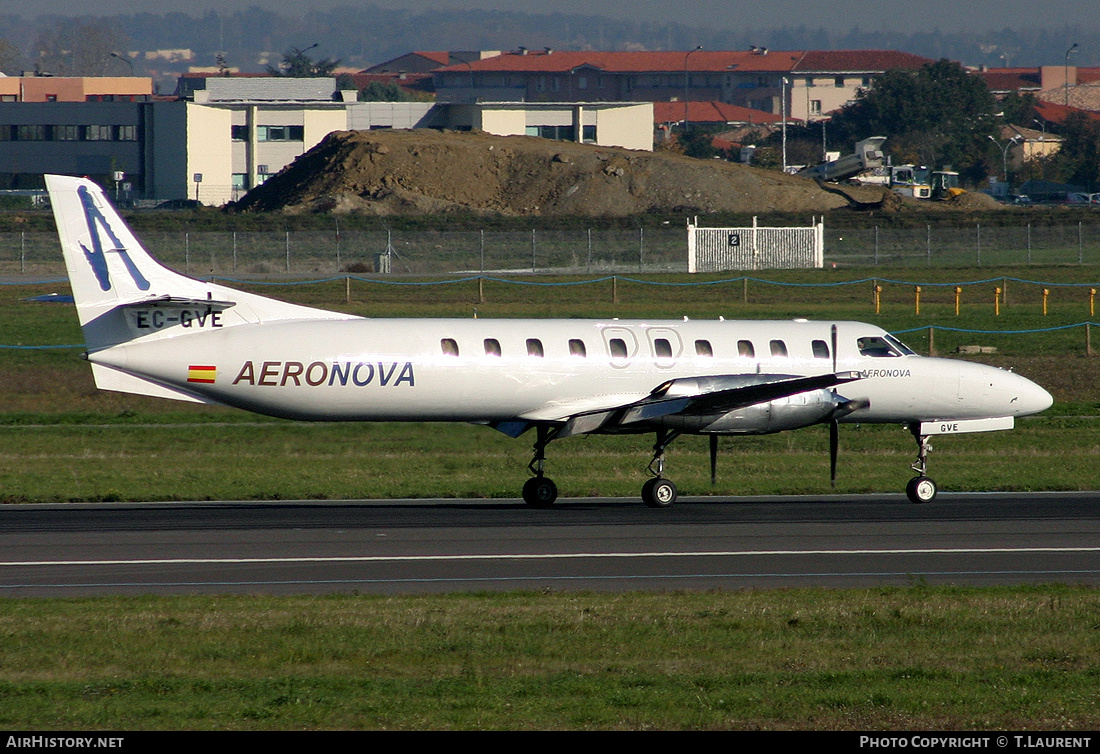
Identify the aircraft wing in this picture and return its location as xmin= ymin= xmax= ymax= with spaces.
xmin=497 ymin=371 xmax=863 ymax=440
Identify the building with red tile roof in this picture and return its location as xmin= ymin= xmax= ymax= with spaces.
xmin=363 ymin=51 xmax=501 ymax=74
xmin=980 ymin=65 xmax=1100 ymax=111
xmin=435 ymin=48 xmax=933 ymax=121
xmin=653 ymin=100 xmax=784 ymax=126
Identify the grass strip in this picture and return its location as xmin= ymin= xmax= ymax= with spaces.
xmin=0 ymin=587 xmax=1097 ymax=730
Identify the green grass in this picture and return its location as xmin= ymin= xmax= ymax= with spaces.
xmin=0 ymin=587 xmax=1098 ymax=730
xmin=0 ymin=418 xmax=1094 ymax=503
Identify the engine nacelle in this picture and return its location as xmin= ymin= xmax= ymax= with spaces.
xmin=650 ymin=374 xmax=848 ymax=434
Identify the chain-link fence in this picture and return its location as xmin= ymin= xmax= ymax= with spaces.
xmin=827 ymin=223 xmax=1100 ymax=267
xmin=3 ymin=223 xmax=1100 ymax=277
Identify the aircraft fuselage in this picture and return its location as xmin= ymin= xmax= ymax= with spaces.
xmin=88 ymin=317 xmax=1051 ymax=429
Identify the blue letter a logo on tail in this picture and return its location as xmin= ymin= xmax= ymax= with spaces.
xmin=77 ymin=185 xmax=151 ymax=292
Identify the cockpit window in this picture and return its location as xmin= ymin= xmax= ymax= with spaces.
xmin=858 ymin=336 xmax=902 ymax=358
xmin=884 ymin=334 xmax=916 ymax=355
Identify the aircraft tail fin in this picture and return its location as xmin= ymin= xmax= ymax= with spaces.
xmin=46 ymin=174 xmax=350 ymax=352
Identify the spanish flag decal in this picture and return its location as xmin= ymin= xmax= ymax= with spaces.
xmin=187 ymin=365 xmax=217 ymax=384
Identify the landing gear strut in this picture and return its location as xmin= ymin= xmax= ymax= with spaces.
xmin=522 ymin=424 xmax=558 ymax=507
xmin=642 ymin=429 xmax=681 ymax=508
xmin=906 ymin=426 xmax=938 ymax=504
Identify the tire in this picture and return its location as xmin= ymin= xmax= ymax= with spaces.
xmin=906 ymin=475 xmax=937 ymax=504
xmin=641 ymin=477 xmax=677 ymax=508
xmin=522 ymin=476 xmax=557 ymax=507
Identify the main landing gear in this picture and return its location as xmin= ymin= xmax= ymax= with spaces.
xmin=641 ymin=429 xmax=680 ymax=508
xmin=906 ymin=426 xmax=938 ymax=504
xmin=520 ymin=424 xmax=684 ymax=508
xmin=522 ymin=424 xmax=558 ymax=508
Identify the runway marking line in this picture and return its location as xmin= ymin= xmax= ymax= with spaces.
xmin=3 ymin=546 xmax=1100 ymax=568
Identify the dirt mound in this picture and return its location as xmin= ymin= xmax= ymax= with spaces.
xmin=234 ymin=129 xmax=900 ymax=217
xmin=941 ymin=189 xmax=1002 ymax=210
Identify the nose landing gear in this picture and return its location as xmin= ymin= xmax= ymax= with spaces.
xmin=907 ymin=427 xmax=937 ymax=504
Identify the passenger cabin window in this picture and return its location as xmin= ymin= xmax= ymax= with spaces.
xmin=812 ymin=340 xmax=830 ymax=359
xmin=441 ymin=338 xmax=459 ymax=356
xmin=738 ymin=340 xmax=755 ymax=358
xmin=484 ymin=338 xmax=501 ymax=357
xmin=609 ymin=338 xmax=628 ymax=360
xmin=569 ymin=339 xmax=587 ymax=357
xmin=770 ymin=339 xmax=788 ymax=358
xmin=653 ymin=338 xmax=672 ymax=359
xmin=695 ymin=339 xmax=713 ymax=357
xmin=858 ymin=336 xmax=902 ymax=357
xmin=526 ymin=338 xmax=544 ymax=357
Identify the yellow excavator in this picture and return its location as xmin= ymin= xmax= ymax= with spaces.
xmin=931 ymin=170 xmax=965 ymax=200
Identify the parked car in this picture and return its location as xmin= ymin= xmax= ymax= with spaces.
xmin=155 ymin=198 xmax=203 ymax=210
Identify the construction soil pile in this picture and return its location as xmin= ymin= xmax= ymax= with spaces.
xmin=234 ymin=129 xmax=1000 ymax=217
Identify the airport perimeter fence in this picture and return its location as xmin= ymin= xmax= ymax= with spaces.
xmin=4 ymin=222 xmax=1100 ymax=277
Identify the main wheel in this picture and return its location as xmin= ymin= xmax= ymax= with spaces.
xmin=641 ymin=477 xmax=677 ymax=508
xmin=522 ymin=476 xmax=558 ymax=507
xmin=906 ymin=475 xmax=938 ymax=504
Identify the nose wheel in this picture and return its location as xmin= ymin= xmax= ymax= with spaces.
xmin=906 ymin=428 xmax=937 ymax=504
xmin=906 ymin=475 xmax=937 ymax=504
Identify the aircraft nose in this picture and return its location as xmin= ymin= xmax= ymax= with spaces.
xmin=1012 ymin=374 xmax=1053 ymax=416
xmin=962 ymin=362 xmax=1053 ymax=417
xmin=991 ymin=368 xmax=1053 ymax=416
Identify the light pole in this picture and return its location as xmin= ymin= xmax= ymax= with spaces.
xmin=1033 ymin=118 xmax=1048 ymax=178
xmin=989 ymin=134 xmax=1021 ymax=184
xmin=683 ymin=46 xmax=702 ymax=132
xmin=781 ymin=77 xmax=789 ymax=172
xmin=1065 ymin=42 xmax=1078 ymax=106
xmin=109 ymin=52 xmax=133 ymax=75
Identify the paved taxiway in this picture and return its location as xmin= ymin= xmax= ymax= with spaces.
xmin=1 ymin=491 xmax=1098 ymax=596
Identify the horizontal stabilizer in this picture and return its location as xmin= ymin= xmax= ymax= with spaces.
xmin=91 ymin=364 xmax=214 ymax=404
xmin=120 ymin=295 xmax=237 ymax=311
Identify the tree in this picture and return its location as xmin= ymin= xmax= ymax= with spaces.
xmin=267 ymin=46 xmax=340 ymax=77
xmin=826 ymin=60 xmax=999 ymax=184
xmin=1000 ymin=91 xmax=1040 ymax=129
xmin=0 ymin=39 xmax=23 ymax=75
xmin=678 ymin=127 xmax=720 ymax=159
xmin=355 ymin=80 xmax=420 ymax=102
xmin=1049 ymin=111 xmax=1100 ymax=190
xmin=32 ymin=21 xmax=127 ymax=77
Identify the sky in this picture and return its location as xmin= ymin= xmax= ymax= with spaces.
xmin=5 ymin=0 xmax=1097 ymax=34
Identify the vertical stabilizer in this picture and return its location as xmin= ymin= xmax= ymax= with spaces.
xmin=46 ymin=174 xmax=352 ymax=352
xmin=47 ymin=174 xmax=194 ymax=330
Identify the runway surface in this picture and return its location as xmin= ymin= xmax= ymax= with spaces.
xmin=1 ymin=491 xmax=1098 ymax=596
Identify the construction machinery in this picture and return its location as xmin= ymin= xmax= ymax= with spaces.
xmin=798 ymin=137 xmax=963 ymax=205
xmin=796 ymin=137 xmax=887 ymax=183
xmin=931 ymin=170 xmax=964 ymax=200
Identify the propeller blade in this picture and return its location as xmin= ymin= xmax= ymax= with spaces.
xmin=831 ymin=323 xmax=838 ymax=374
xmin=829 ymin=419 xmax=839 ymax=487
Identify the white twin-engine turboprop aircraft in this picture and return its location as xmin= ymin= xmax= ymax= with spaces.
xmin=46 ymin=174 xmax=1053 ymax=507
